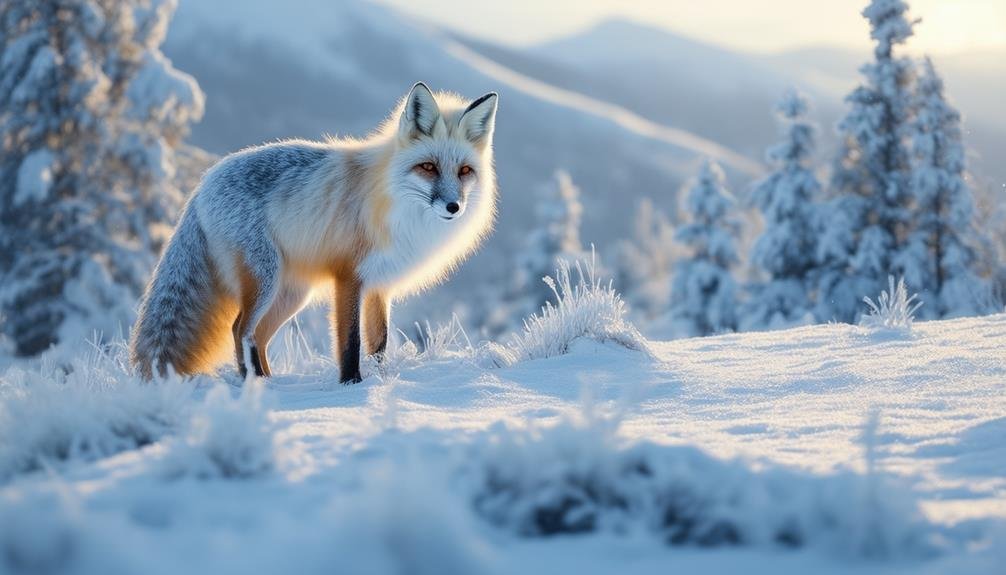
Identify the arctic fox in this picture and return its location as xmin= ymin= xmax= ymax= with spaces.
xmin=130 ymin=83 xmax=498 ymax=382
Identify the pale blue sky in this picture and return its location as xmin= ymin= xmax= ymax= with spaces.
xmin=379 ymin=0 xmax=1006 ymax=55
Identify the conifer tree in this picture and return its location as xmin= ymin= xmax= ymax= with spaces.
xmin=668 ymin=160 xmax=740 ymax=337
xmin=745 ymin=89 xmax=821 ymax=328
xmin=610 ymin=198 xmax=677 ymax=320
xmin=508 ymin=170 xmax=588 ymax=321
xmin=0 ymin=0 xmax=204 ymax=355
xmin=818 ymin=0 xmax=917 ymax=323
xmin=898 ymin=57 xmax=989 ymax=317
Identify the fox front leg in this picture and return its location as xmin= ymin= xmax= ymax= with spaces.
xmin=363 ymin=291 xmax=389 ymax=360
xmin=333 ymin=277 xmax=363 ymax=383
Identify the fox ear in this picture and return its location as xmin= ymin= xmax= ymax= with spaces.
xmin=399 ymin=82 xmax=442 ymax=140
xmin=458 ymin=92 xmax=498 ymax=146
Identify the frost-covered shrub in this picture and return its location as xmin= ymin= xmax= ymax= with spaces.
xmin=506 ymin=256 xmax=648 ymax=364
xmin=0 ymin=343 xmax=194 ymax=481
xmin=160 ymin=381 xmax=277 ymax=479
xmin=860 ymin=276 xmax=923 ymax=331
xmin=413 ymin=315 xmax=474 ymax=360
xmin=468 ymin=413 xmax=937 ymax=558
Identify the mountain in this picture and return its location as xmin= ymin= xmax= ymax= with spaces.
xmin=521 ymin=18 xmax=1005 ymax=185
xmin=521 ymin=18 xmax=845 ymax=160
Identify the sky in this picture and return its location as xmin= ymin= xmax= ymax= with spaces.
xmin=379 ymin=0 xmax=1006 ymax=55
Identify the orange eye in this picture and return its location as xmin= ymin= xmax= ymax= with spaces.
xmin=458 ymin=165 xmax=472 ymax=176
xmin=418 ymin=162 xmax=437 ymax=173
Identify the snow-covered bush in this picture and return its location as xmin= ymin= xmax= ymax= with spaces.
xmin=0 ymin=343 xmax=194 ymax=481
xmin=413 ymin=315 xmax=474 ymax=360
xmin=160 ymin=380 xmax=277 ymax=479
xmin=506 ymin=255 xmax=649 ymax=364
xmin=469 ymin=410 xmax=936 ymax=557
xmin=860 ymin=276 xmax=923 ymax=331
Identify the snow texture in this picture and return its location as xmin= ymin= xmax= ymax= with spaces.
xmin=1 ymin=311 xmax=1005 ymax=574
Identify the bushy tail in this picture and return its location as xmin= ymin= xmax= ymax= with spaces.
xmin=130 ymin=206 xmax=236 ymax=378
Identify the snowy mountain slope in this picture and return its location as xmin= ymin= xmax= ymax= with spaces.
xmin=521 ymin=18 xmax=1005 ymax=185
xmin=2 ymin=311 xmax=1004 ymax=573
xmin=518 ymin=18 xmax=839 ymax=159
xmin=163 ymin=0 xmax=757 ymax=252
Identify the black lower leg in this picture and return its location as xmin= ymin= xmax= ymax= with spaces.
xmin=249 ymin=345 xmax=266 ymax=377
xmin=341 ymin=315 xmax=362 ymax=383
xmin=233 ymin=314 xmax=246 ymax=378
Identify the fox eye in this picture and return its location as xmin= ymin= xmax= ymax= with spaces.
xmin=417 ymin=162 xmax=437 ymax=174
xmin=458 ymin=165 xmax=473 ymax=177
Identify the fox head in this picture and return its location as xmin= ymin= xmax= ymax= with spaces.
xmin=390 ymin=82 xmax=498 ymax=222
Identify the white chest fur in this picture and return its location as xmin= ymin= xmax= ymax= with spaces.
xmin=358 ymin=196 xmax=490 ymax=295
xmin=359 ymin=204 xmax=458 ymax=293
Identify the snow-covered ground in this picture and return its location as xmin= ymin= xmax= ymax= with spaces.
xmin=1 ymin=309 xmax=1004 ymax=574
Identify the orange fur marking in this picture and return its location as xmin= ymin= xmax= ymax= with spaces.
xmin=362 ymin=291 xmax=388 ymax=355
xmin=369 ymin=191 xmax=393 ymax=249
xmin=332 ymin=276 xmax=362 ymax=361
xmin=173 ymin=286 xmax=239 ymax=376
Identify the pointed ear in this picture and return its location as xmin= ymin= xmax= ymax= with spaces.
xmin=399 ymin=82 xmax=442 ymax=140
xmin=458 ymin=92 xmax=498 ymax=146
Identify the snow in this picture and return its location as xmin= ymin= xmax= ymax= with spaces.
xmin=12 ymin=149 xmax=55 ymax=208
xmin=2 ymin=308 xmax=1004 ymax=573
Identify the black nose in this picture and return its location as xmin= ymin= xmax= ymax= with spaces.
xmin=446 ymin=202 xmax=460 ymax=214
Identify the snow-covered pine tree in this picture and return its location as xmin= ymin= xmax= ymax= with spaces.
xmin=667 ymin=160 xmax=740 ymax=337
xmin=0 ymin=0 xmax=204 ymax=356
xmin=744 ymin=89 xmax=821 ymax=329
xmin=817 ymin=0 xmax=917 ymax=323
xmin=610 ymin=198 xmax=677 ymax=320
xmin=511 ymin=170 xmax=588 ymax=317
xmin=897 ymin=57 xmax=990 ymax=318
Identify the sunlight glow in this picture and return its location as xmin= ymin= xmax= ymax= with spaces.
xmin=379 ymin=0 xmax=1006 ymax=55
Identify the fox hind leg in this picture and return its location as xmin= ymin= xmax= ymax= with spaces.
xmin=235 ymin=242 xmax=282 ymax=378
xmin=233 ymin=312 xmax=246 ymax=378
xmin=252 ymin=282 xmax=312 ymax=376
